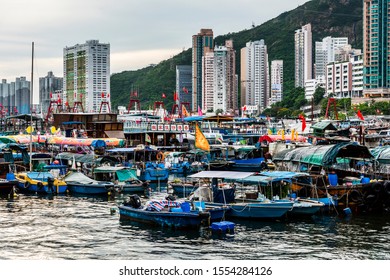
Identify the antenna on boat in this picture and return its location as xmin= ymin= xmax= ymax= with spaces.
xmin=29 ymin=42 xmax=34 ymax=172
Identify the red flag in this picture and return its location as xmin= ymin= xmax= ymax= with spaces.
xmin=101 ymin=92 xmax=105 ymax=98
xmin=162 ymin=93 xmax=166 ymax=98
xmin=50 ymin=92 xmax=53 ymax=98
xmin=107 ymin=93 xmax=110 ymax=98
xmin=80 ymin=93 xmax=83 ymax=100
xmin=133 ymin=91 xmax=138 ymax=97
xmin=173 ymin=92 xmax=178 ymax=101
xmin=183 ymin=87 xmax=189 ymax=94
xmin=299 ymin=114 xmax=306 ymax=132
xmin=243 ymin=105 xmax=247 ymax=111
xmin=357 ymin=110 xmax=364 ymax=120
xmin=65 ymin=101 xmax=69 ymax=107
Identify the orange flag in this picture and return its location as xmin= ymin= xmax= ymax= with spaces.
xmin=182 ymin=105 xmax=190 ymax=117
xmin=195 ymin=123 xmax=210 ymax=152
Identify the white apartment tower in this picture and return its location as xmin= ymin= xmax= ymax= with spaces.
xmin=63 ymin=40 xmax=110 ymax=113
xmin=202 ymin=49 xmax=214 ymax=113
xmin=326 ymin=53 xmax=363 ymax=98
xmin=240 ymin=40 xmax=269 ymax=112
xmin=315 ymin=36 xmax=349 ymax=80
xmin=201 ymin=40 xmax=237 ymax=114
xmin=270 ymin=60 xmax=283 ymax=106
xmin=295 ymin=24 xmax=312 ymax=88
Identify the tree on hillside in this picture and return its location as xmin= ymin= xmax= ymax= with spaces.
xmin=313 ymin=87 xmax=325 ymax=105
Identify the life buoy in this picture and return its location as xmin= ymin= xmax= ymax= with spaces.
xmin=156 ymin=152 xmax=164 ymax=161
xmin=349 ymin=190 xmax=361 ymax=203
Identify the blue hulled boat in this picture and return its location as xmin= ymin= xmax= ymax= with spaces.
xmin=118 ymin=195 xmax=216 ymax=228
xmin=64 ymin=172 xmax=115 ymax=195
xmin=188 ymin=171 xmax=293 ymax=220
xmin=15 ymin=171 xmax=68 ymax=194
xmin=207 ymin=145 xmax=267 ymax=172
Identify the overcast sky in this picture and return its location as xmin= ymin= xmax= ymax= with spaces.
xmin=0 ymin=0 xmax=308 ymax=85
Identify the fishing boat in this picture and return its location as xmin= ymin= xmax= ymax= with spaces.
xmin=15 ymin=171 xmax=68 ymax=194
xmin=239 ymin=171 xmax=325 ymax=217
xmin=105 ymin=146 xmax=170 ymax=182
xmin=64 ymin=171 xmax=115 ymax=195
xmin=118 ymin=194 xmax=226 ymax=228
xmin=187 ymin=171 xmax=293 ymax=220
xmin=93 ymin=166 xmax=148 ymax=194
xmin=207 ymin=144 xmax=268 ymax=172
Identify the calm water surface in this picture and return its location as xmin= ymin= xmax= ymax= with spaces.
xmin=1 ymin=184 xmax=389 ymax=260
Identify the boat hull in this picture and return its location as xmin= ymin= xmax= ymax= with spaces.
xmin=17 ymin=182 xmax=67 ymax=194
xmin=206 ymin=201 xmax=293 ymax=219
xmin=118 ymin=205 xmax=210 ymax=228
xmin=67 ymin=184 xmax=113 ymax=195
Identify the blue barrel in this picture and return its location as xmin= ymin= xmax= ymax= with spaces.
xmin=328 ymin=173 xmax=338 ymax=186
xmin=6 ymin=173 xmax=15 ymax=181
xmin=361 ymin=177 xmax=370 ymax=184
xmin=180 ymin=202 xmax=191 ymax=212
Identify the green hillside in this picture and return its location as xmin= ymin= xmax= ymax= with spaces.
xmin=110 ymin=0 xmax=363 ymax=113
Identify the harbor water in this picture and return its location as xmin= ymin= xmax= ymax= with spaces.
xmin=1 ymin=183 xmax=389 ymax=260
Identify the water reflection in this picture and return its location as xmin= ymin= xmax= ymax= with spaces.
xmin=1 ymin=192 xmax=389 ymax=260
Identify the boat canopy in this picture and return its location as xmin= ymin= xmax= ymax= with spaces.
xmin=56 ymin=152 xmax=95 ymax=163
xmin=93 ymin=166 xmax=137 ymax=182
xmin=64 ymin=172 xmax=102 ymax=185
xmin=370 ymin=146 xmax=390 ymax=164
xmin=241 ymin=171 xmax=311 ymax=185
xmin=273 ymin=142 xmax=373 ymax=167
xmin=27 ymin=171 xmax=54 ymax=181
xmin=188 ymin=171 xmax=254 ymax=180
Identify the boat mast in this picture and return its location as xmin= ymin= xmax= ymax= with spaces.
xmin=30 ymin=42 xmax=34 ymax=171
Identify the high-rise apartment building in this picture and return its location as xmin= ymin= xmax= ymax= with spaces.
xmin=14 ymin=77 xmax=30 ymax=114
xmin=200 ymin=40 xmax=237 ymax=114
xmin=39 ymin=71 xmax=63 ymax=114
xmin=192 ymin=29 xmax=213 ymax=111
xmin=213 ymin=46 xmax=228 ymax=113
xmin=270 ymin=60 xmax=283 ymax=106
xmin=0 ymin=79 xmax=12 ymax=114
xmin=175 ymin=65 xmax=192 ymax=110
xmin=224 ymin=40 xmax=238 ymax=114
xmin=363 ymin=0 xmax=390 ymax=97
xmin=240 ymin=40 xmax=269 ymax=112
xmin=295 ymin=23 xmax=312 ymax=88
xmin=202 ymin=49 xmax=214 ymax=112
xmin=315 ymin=36 xmax=348 ymax=80
xmin=63 ymin=40 xmax=110 ymax=113
xmin=326 ymin=54 xmax=364 ymax=98
xmin=0 ymin=78 xmax=30 ymax=115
